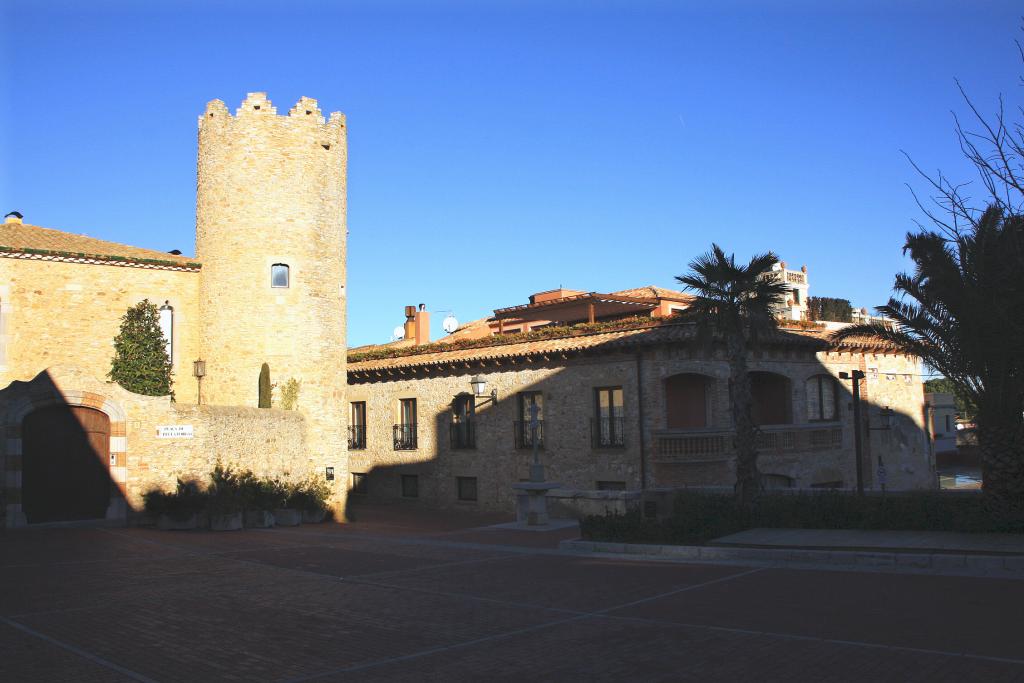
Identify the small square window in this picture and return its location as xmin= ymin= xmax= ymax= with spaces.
xmin=271 ymin=263 xmax=290 ymax=288
xmin=352 ymin=472 xmax=368 ymax=495
xmin=456 ymin=476 xmax=477 ymax=502
xmin=401 ymin=475 xmax=419 ymax=498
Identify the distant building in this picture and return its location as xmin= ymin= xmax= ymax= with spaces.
xmin=925 ymin=392 xmax=959 ymax=455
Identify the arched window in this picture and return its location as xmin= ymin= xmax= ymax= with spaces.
xmin=665 ymin=373 xmax=712 ymax=429
xmin=806 ymin=374 xmax=839 ymax=422
xmin=271 ymin=263 xmax=290 ymax=288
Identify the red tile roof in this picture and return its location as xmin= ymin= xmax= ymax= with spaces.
xmin=0 ymin=223 xmax=199 ymax=270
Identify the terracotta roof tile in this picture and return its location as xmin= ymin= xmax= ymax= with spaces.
xmin=610 ymin=285 xmax=693 ymax=301
xmin=0 ymin=223 xmax=197 ymax=267
xmin=348 ymin=322 xmax=838 ymax=374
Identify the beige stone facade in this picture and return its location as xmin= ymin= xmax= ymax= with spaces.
xmin=347 ymin=325 xmax=935 ymax=512
xmin=0 ymin=257 xmax=201 ymax=402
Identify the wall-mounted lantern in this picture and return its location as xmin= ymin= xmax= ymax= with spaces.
xmin=193 ymin=359 xmax=206 ymax=405
xmin=470 ymin=375 xmax=498 ymax=406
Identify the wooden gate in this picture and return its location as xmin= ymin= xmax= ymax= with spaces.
xmin=22 ymin=405 xmax=111 ymax=523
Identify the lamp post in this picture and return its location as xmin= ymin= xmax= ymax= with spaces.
xmin=839 ymin=370 xmax=866 ymax=496
xmin=528 ymin=401 xmax=544 ymax=482
xmin=193 ymin=359 xmax=206 ymax=406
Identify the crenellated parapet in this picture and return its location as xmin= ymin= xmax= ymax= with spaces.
xmin=198 ymin=92 xmax=344 ymax=135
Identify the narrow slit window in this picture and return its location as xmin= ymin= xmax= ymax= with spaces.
xmin=271 ymin=263 xmax=290 ymax=288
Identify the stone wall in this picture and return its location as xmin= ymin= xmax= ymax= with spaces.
xmin=0 ymin=366 xmax=335 ymax=526
xmin=0 ymin=259 xmax=200 ymax=402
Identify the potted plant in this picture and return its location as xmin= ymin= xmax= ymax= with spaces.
xmin=272 ymin=479 xmax=303 ymax=526
xmin=239 ymin=471 xmax=279 ymax=528
xmin=145 ymin=479 xmax=205 ymax=530
xmin=207 ymin=465 xmax=244 ymax=531
xmin=290 ymin=477 xmax=332 ymax=524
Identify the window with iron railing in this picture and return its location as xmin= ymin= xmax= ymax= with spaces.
xmin=450 ymin=394 xmax=476 ymax=449
xmin=348 ymin=401 xmax=366 ymax=449
xmin=348 ymin=425 xmax=366 ymax=450
xmin=513 ymin=420 xmax=545 ymax=449
xmin=593 ymin=387 xmax=625 ymax=447
xmin=450 ymin=421 xmax=476 ymax=449
xmin=393 ymin=423 xmax=417 ymax=450
xmin=515 ymin=392 xmax=544 ymax=448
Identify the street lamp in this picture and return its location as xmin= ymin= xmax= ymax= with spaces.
xmin=470 ymin=375 xmax=498 ymax=406
xmin=838 ymin=370 xmax=866 ymax=496
xmin=193 ymin=359 xmax=206 ymax=405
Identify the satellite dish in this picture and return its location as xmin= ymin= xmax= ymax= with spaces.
xmin=442 ymin=313 xmax=459 ymax=334
xmin=392 ymin=326 xmax=405 ymax=341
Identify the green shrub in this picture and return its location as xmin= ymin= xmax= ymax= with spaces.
xmin=580 ymin=490 xmax=1022 ymax=546
xmin=286 ymin=477 xmax=332 ymax=512
xmin=143 ymin=478 xmax=206 ymax=521
xmin=206 ymin=465 xmax=245 ymax=515
xmin=237 ymin=470 xmax=284 ymax=511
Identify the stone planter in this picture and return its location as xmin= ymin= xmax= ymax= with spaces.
xmin=210 ymin=511 xmax=243 ymax=531
xmin=157 ymin=513 xmax=199 ymax=531
xmin=273 ymin=508 xmax=302 ymax=526
xmin=301 ymin=508 xmax=326 ymax=524
xmin=244 ymin=510 xmax=275 ymax=528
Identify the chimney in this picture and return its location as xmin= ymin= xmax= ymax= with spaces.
xmin=414 ymin=303 xmax=430 ymax=345
xmin=4 ymin=211 xmax=23 ymax=225
xmin=403 ymin=305 xmax=416 ymax=341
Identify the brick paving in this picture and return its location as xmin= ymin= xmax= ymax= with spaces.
xmin=2 ymin=504 xmax=1023 ymax=682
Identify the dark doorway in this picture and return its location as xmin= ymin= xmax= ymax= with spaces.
xmin=22 ymin=405 xmax=111 ymax=523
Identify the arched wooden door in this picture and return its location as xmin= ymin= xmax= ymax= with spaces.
xmin=22 ymin=405 xmax=111 ymax=523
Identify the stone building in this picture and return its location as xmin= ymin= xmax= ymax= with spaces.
xmin=0 ymin=93 xmax=348 ymax=527
xmin=346 ymin=286 xmax=935 ymax=513
xmin=0 ymin=91 xmax=936 ymax=527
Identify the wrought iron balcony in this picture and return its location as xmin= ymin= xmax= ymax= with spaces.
xmin=513 ymin=420 xmax=545 ymax=449
xmin=347 ymin=425 xmax=366 ymax=450
xmin=591 ymin=416 xmax=626 ymax=448
xmin=449 ymin=422 xmax=476 ymax=449
xmin=393 ymin=423 xmax=417 ymax=451
xmin=653 ymin=424 xmax=843 ymax=463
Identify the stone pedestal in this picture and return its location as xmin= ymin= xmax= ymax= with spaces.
xmin=512 ymin=481 xmax=561 ymax=526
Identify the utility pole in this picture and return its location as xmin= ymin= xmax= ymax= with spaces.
xmin=839 ymin=370 xmax=866 ymax=496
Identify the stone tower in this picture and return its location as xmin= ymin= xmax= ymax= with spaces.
xmin=195 ymin=92 xmax=347 ymax=506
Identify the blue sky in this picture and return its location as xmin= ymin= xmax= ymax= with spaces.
xmin=2 ymin=0 xmax=1021 ymax=346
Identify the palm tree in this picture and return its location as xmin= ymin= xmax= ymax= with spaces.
xmin=832 ymin=206 xmax=1024 ymax=517
xmin=676 ymin=245 xmax=789 ymax=507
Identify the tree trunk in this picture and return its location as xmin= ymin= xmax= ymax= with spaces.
xmin=976 ymin=417 xmax=1024 ymax=523
xmin=728 ymin=334 xmax=759 ymax=508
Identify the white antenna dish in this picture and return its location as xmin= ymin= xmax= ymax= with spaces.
xmin=442 ymin=313 xmax=459 ymax=334
xmin=391 ymin=326 xmax=405 ymax=341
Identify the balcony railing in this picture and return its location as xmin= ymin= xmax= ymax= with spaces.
xmin=393 ymin=423 xmax=417 ymax=450
xmin=347 ymin=425 xmax=366 ymax=450
xmin=591 ymin=416 xmax=626 ymax=448
xmin=653 ymin=424 xmax=842 ymax=463
xmin=449 ymin=422 xmax=476 ymax=449
xmin=513 ymin=420 xmax=545 ymax=449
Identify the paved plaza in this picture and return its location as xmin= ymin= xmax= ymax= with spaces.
xmin=2 ymin=505 xmax=1023 ymax=682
